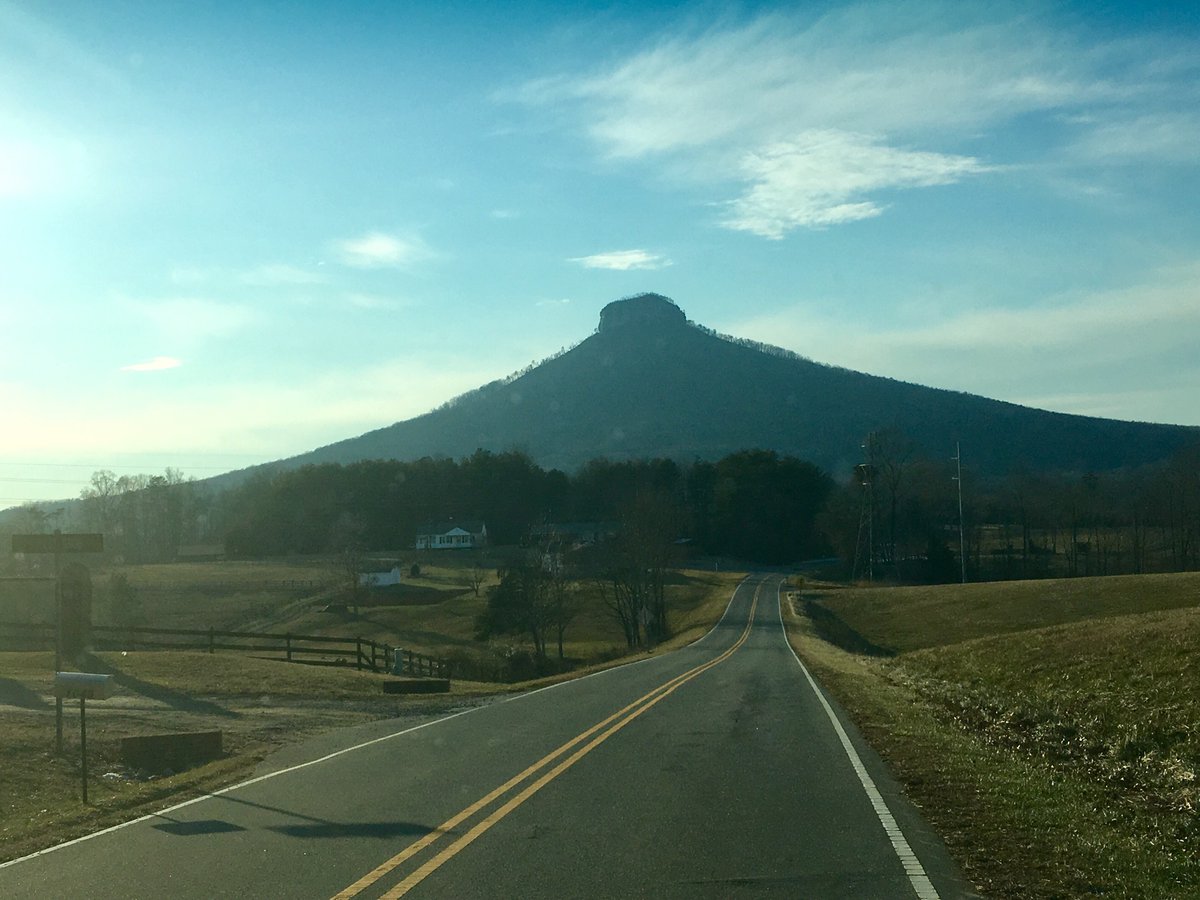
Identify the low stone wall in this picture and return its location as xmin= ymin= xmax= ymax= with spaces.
xmin=382 ymin=678 xmax=450 ymax=694
xmin=121 ymin=731 xmax=223 ymax=773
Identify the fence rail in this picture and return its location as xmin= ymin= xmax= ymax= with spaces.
xmin=0 ymin=621 xmax=453 ymax=678
xmin=130 ymin=580 xmax=327 ymax=594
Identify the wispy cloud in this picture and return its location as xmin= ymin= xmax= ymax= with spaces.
xmin=1069 ymin=111 xmax=1200 ymax=164
xmin=723 ymin=131 xmax=989 ymax=236
xmin=120 ymin=356 xmax=182 ymax=372
xmin=569 ymin=249 xmax=672 ymax=270
xmin=331 ymin=232 xmax=434 ymax=269
xmin=517 ymin=5 xmax=1196 ymax=237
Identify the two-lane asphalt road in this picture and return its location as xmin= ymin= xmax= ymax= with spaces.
xmin=1 ymin=576 xmax=975 ymax=898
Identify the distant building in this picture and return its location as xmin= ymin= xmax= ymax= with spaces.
xmin=415 ymin=521 xmax=488 ymax=550
xmin=358 ymin=566 xmax=403 ymax=587
xmin=528 ymin=522 xmax=618 ymax=548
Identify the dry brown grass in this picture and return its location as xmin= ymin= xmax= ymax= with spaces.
xmin=807 ymin=570 xmax=1200 ymax=653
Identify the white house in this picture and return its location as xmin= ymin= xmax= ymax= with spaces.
xmin=415 ymin=521 xmax=487 ymax=550
xmin=358 ymin=566 xmax=402 ymax=587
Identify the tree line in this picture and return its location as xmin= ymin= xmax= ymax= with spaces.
xmin=218 ymin=448 xmax=834 ymax=565
xmin=820 ymin=429 xmax=1200 ymax=582
xmin=6 ymin=436 xmax=1197 ymax=584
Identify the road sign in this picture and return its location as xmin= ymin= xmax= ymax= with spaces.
xmin=12 ymin=533 xmax=104 ymax=554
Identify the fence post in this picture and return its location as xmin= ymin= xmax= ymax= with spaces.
xmin=355 ymin=637 xmax=362 ymax=671
xmin=286 ymin=633 xmax=292 ymax=662
xmin=406 ymin=649 xmax=413 ymax=676
xmin=208 ymin=626 xmax=214 ymax=655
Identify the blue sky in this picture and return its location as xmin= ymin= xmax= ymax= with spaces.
xmin=3 ymin=0 xmax=1199 ymax=505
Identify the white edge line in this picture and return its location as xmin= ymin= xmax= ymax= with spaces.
xmin=689 ymin=573 xmax=753 ymax=647
xmin=2 ymin=573 xmax=755 ymax=871
xmin=776 ymin=583 xmax=941 ymax=900
xmin=0 ymin=707 xmax=479 ymax=871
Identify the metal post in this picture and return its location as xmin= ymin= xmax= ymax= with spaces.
xmin=953 ymin=442 xmax=966 ymax=584
xmin=54 ymin=534 xmax=63 ymax=754
xmin=80 ymin=697 xmax=88 ymax=804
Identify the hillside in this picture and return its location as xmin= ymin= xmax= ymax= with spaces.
xmin=224 ymin=293 xmax=1197 ymax=482
xmin=787 ymin=572 xmax=1200 ymax=897
xmin=803 ymin=570 xmax=1200 ymax=653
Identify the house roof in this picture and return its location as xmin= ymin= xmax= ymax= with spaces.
xmin=416 ymin=521 xmax=486 ymax=536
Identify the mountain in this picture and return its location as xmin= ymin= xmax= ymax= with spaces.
xmin=238 ymin=293 xmax=1197 ymax=481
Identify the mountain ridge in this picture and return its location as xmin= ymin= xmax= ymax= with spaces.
xmin=224 ymin=293 xmax=1198 ymax=484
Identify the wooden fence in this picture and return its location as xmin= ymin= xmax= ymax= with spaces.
xmin=0 ymin=621 xmax=451 ymax=677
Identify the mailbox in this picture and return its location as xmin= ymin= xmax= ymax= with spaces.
xmin=54 ymin=672 xmax=114 ymax=701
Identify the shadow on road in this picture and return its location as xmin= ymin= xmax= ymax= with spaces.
xmin=152 ymin=818 xmax=247 ymax=836
xmin=190 ymin=788 xmax=440 ymax=841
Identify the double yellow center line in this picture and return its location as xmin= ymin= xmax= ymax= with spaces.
xmin=332 ymin=581 xmax=763 ymax=899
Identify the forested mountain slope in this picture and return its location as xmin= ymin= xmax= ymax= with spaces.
xmin=230 ymin=294 xmax=1198 ymax=481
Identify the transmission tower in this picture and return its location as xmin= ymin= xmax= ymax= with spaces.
xmin=851 ymin=434 xmax=877 ymax=583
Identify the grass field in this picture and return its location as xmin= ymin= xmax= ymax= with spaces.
xmin=788 ymin=572 xmax=1200 ymax=898
xmin=805 ymin=571 xmax=1200 ymax=652
xmin=42 ymin=556 xmax=744 ymax=673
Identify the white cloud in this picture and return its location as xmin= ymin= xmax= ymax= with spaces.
xmin=1070 ymin=111 xmax=1200 ymax=164
xmin=569 ymin=249 xmax=672 ymax=270
xmin=517 ymin=5 xmax=1196 ymax=237
xmin=331 ymin=232 xmax=434 ymax=269
xmin=120 ymin=356 xmax=182 ymax=372
xmin=723 ymin=131 xmax=989 ymax=236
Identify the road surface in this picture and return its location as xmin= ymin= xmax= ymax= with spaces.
xmin=0 ymin=575 xmax=976 ymax=898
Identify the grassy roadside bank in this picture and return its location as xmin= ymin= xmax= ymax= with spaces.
xmin=0 ymin=569 xmax=744 ymax=863
xmin=781 ymin=587 xmax=1200 ymax=899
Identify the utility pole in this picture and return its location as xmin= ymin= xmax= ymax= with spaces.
xmin=952 ymin=443 xmax=966 ymax=583
xmin=852 ymin=434 xmax=876 ymax=583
